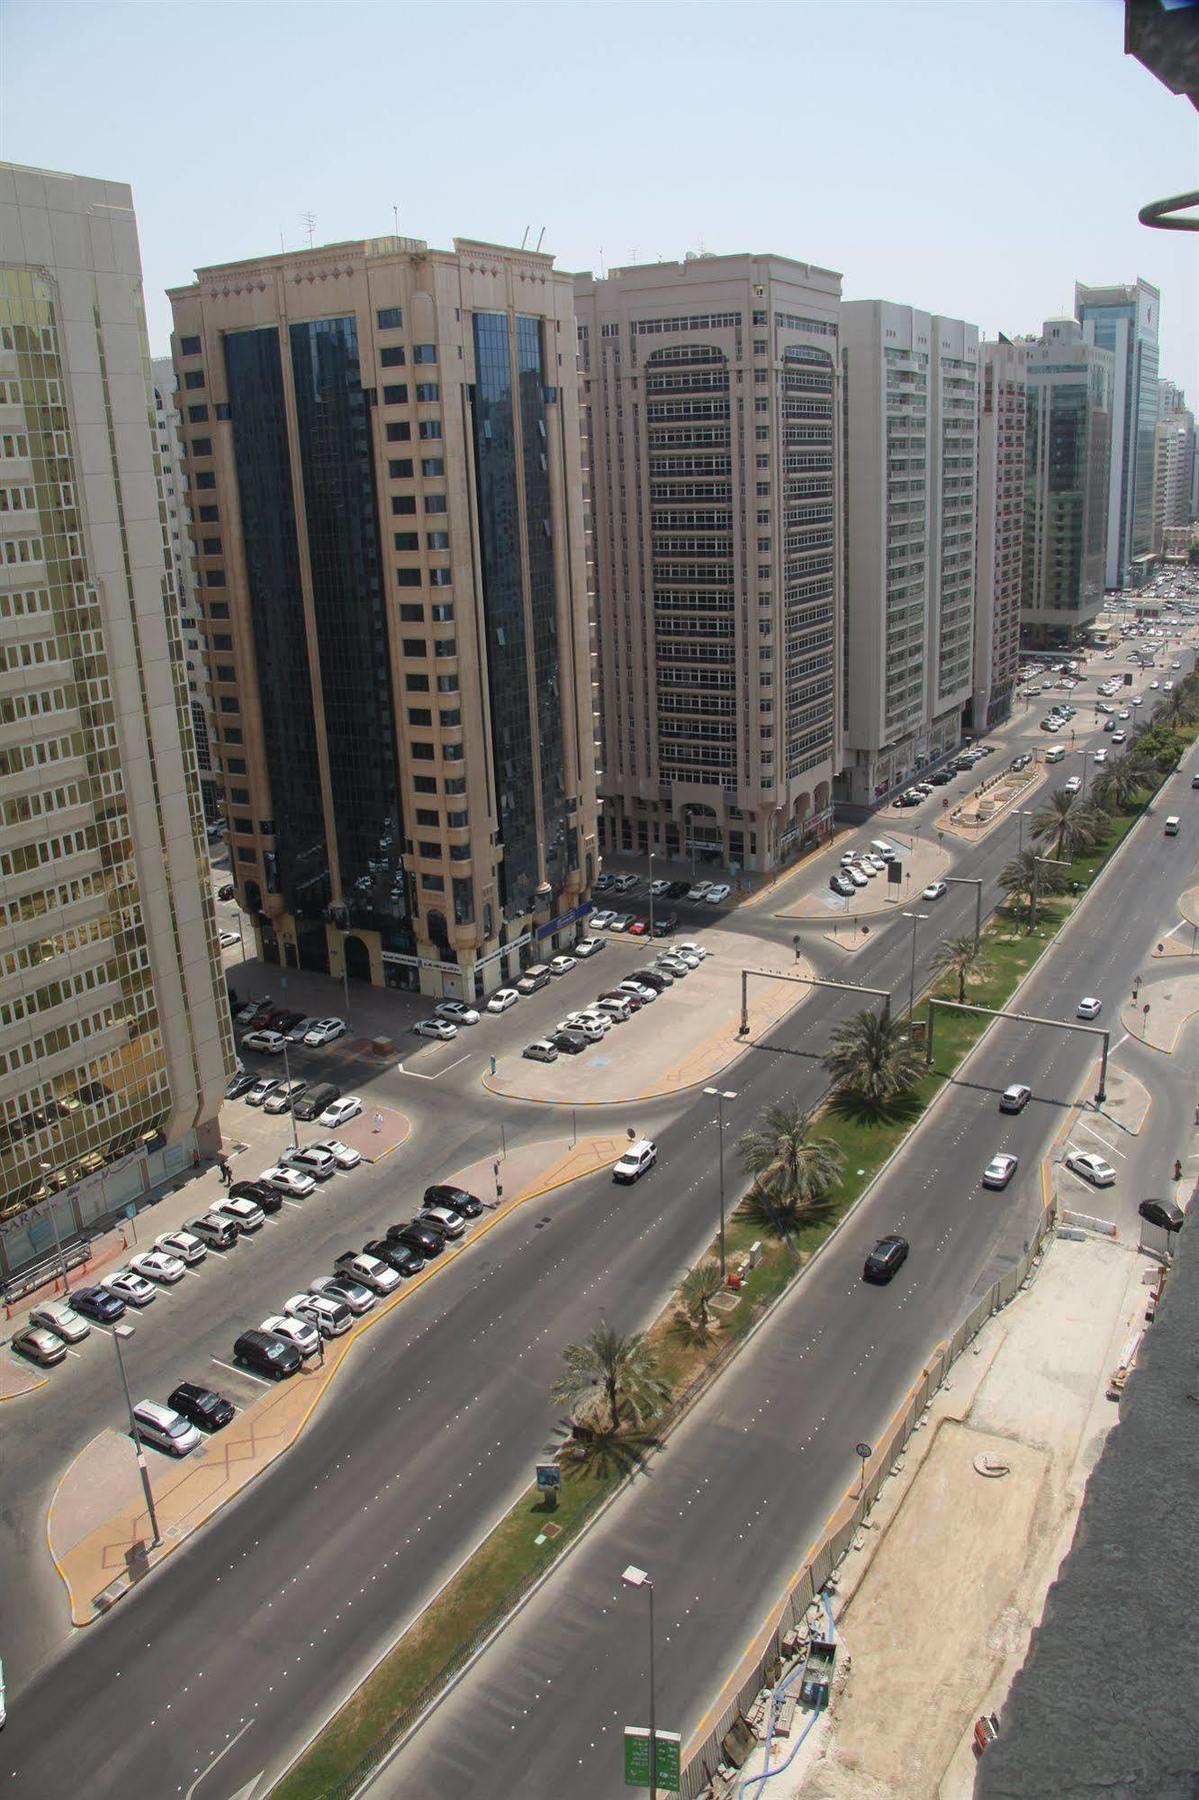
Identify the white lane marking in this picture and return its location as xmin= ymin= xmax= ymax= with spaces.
xmin=1077 ymin=1120 xmax=1126 ymax=1157
xmin=395 ymin=1052 xmax=471 ymax=1082
xmin=181 ymin=1721 xmax=258 ymax=1799
xmin=210 ymin=1357 xmax=272 ymax=1388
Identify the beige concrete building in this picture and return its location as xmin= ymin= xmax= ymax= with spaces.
xmin=1152 ymin=381 xmax=1195 ymax=552
xmin=0 ymin=163 xmax=232 ymax=1273
xmin=838 ymin=301 xmax=980 ymax=807
xmin=168 ymin=237 xmax=596 ymax=999
xmin=971 ymin=338 xmax=1027 ymax=731
xmin=574 ymin=254 xmax=842 ymax=875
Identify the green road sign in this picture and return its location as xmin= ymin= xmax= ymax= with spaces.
xmin=624 ymin=1726 xmax=681 ymax=1791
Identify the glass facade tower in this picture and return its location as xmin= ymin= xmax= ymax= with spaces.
xmin=1075 ymin=280 xmax=1160 ymax=589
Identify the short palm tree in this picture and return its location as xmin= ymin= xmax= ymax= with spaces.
xmin=822 ymin=1008 xmax=924 ymax=1108
xmin=1158 ymin=685 xmax=1199 ymax=730
xmin=675 ymin=1261 xmax=724 ymax=1341
xmin=1090 ymin=752 xmax=1150 ymax=814
xmin=737 ymin=1100 xmax=845 ymax=1209
xmin=999 ymin=847 xmax=1068 ymax=919
xmin=550 ymin=1323 xmax=670 ymax=1436
xmin=930 ymin=933 xmax=992 ymax=1005
xmin=1030 ymin=790 xmax=1103 ymax=861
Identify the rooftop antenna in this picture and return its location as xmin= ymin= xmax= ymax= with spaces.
xmin=599 ymin=244 xmax=605 ymax=278
xmin=302 ymin=210 xmax=316 ymax=248
xmin=534 ymin=226 xmax=546 ymax=253
xmin=392 ymin=204 xmax=399 ymax=236
xmin=520 ymin=226 xmax=530 ymax=250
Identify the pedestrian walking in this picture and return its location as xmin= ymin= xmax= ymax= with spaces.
xmin=217 ymin=1155 xmax=231 ymax=1186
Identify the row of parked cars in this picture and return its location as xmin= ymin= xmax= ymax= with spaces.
xmin=226 ymin=1066 xmax=363 ymax=1127
xmin=234 ymin=1006 xmax=350 ymax=1059
xmin=594 ymin=873 xmax=731 ymax=905
xmin=521 ymin=941 xmax=709 ymax=1062
xmin=9 ymin=1141 xmax=363 ymax=1371
xmin=892 ymin=743 xmax=997 ymax=809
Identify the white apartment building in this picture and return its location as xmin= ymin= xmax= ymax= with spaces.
xmin=1153 ymin=380 xmax=1195 ymax=552
xmin=575 ymin=253 xmax=843 ymax=875
xmin=972 ymin=339 xmax=1027 ymax=731
xmin=0 ymin=163 xmax=233 ymax=1276
xmin=838 ymin=301 xmax=979 ymax=808
xmin=151 ymin=355 xmax=218 ymax=819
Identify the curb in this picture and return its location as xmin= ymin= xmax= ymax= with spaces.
xmin=46 ymin=1137 xmax=625 ymax=1630
xmin=0 ymin=1363 xmax=48 ymax=1403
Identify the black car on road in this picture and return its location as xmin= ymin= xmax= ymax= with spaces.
xmin=168 ymin=1382 xmax=235 ymax=1431
xmin=863 ymin=1235 xmax=910 ymax=1284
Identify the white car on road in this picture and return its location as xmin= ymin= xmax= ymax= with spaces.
xmin=413 ymin=1017 xmax=457 ymax=1040
xmin=982 ymin=1153 xmax=1019 ymax=1190
xmin=320 ymin=1096 xmax=363 ymax=1128
xmin=613 ymin=1139 xmax=657 ymax=1183
xmin=303 ymin=1018 xmax=348 ymax=1046
xmin=1076 ymin=997 xmax=1102 ymax=1019
xmin=487 ymin=989 xmax=519 ymax=1013
xmin=260 ymin=1165 xmax=317 ymax=1198
xmin=130 ymin=1249 xmax=188 ymax=1285
xmin=434 ymin=1000 xmax=480 ymax=1026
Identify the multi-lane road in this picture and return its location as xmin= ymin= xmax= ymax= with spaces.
xmin=2 ymin=632 xmax=1196 ymax=1798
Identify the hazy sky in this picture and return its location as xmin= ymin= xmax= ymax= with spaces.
xmin=4 ymin=0 xmax=1197 ymax=388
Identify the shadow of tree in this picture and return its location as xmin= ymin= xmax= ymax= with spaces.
xmin=550 ymin=1421 xmax=661 ymax=1481
xmin=826 ymin=1089 xmax=925 ymax=1129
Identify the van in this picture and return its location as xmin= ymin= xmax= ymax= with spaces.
xmin=292 ymin=1081 xmax=340 ymax=1122
xmin=1165 ymin=815 xmax=1180 ymax=836
xmin=516 ymin=965 xmax=551 ymax=995
xmin=1044 ymin=746 xmax=1065 ymax=765
xmin=189 ymin=1212 xmax=238 ymax=1251
xmin=870 ymin=839 xmax=899 ymax=862
xmin=131 ymin=1399 xmax=202 ymax=1457
xmin=233 ymin=1329 xmax=302 ymax=1379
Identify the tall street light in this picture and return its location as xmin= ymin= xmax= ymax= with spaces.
xmin=647 ymin=849 xmax=656 ymax=940
xmin=280 ymin=1036 xmax=300 ymax=1152
xmin=111 ymin=1323 xmax=162 ymax=1548
xmin=37 ymin=1162 xmax=72 ymax=1292
xmin=1014 ymin=809 xmax=1035 ymax=853
xmin=703 ymin=1086 xmax=737 ymax=1278
xmin=622 ymin=1565 xmax=657 ymax=1799
xmin=901 ymin=911 xmax=928 ymax=1021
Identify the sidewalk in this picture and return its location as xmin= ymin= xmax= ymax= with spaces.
xmin=45 ymin=1131 xmax=627 ymax=1626
xmin=1120 ymin=963 xmax=1199 ymax=1053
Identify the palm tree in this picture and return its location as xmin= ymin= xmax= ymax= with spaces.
xmin=675 ymin=1261 xmax=724 ymax=1341
xmin=999 ymin=847 xmax=1068 ymax=914
xmin=1158 ymin=685 xmax=1199 ymax=730
xmin=1090 ymin=752 xmax=1151 ymax=814
xmin=822 ymin=1008 xmax=924 ymax=1108
xmin=1030 ymin=790 xmax=1103 ymax=861
xmin=550 ymin=1323 xmax=670 ymax=1436
xmin=737 ymin=1100 xmax=846 ymax=1212
xmin=930 ymin=933 xmax=992 ymax=1005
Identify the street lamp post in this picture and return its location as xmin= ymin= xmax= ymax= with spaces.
xmin=901 ymin=911 xmax=929 ymax=1021
xmin=37 ymin=1162 xmax=72 ymax=1292
xmin=111 ymin=1324 xmax=161 ymax=1548
xmin=622 ymin=1565 xmax=657 ymax=1799
xmin=703 ymin=1086 xmax=737 ymax=1278
xmin=280 ymin=1036 xmax=300 ymax=1152
xmin=1029 ymin=855 xmax=1070 ymax=933
xmin=648 ymin=850 xmax=656 ymax=940
xmin=1015 ymin=809 xmax=1034 ymax=853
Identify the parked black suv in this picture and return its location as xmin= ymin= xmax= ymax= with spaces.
xmin=651 ymin=914 xmax=678 ymax=937
xmin=423 ymin=1184 xmax=486 ymax=1219
xmin=233 ymin=1329 xmax=302 ymax=1379
xmin=632 ymin=968 xmax=670 ymax=992
xmin=167 ymin=1382 xmax=235 ymax=1431
xmin=229 ymin=1178 xmax=284 ymax=1214
xmin=292 ymin=1081 xmax=340 ymax=1122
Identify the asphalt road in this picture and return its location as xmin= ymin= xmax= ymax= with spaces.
xmin=1 ymin=633 xmax=1195 ymax=1796
xmin=370 ymin=751 xmax=1199 ymax=1798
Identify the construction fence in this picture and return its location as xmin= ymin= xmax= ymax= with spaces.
xmin=678 ymin=1202 xmax=1057 ymax=1800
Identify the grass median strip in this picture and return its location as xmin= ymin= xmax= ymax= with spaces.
xmin=271 ymin=778 xmax=1168 ymax=1800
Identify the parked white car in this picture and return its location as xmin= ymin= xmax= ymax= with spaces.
xmin=303 ymin=1018 xmax=347 ymax=1046
xmin=310 ymin=1137 xmax=361 ymax=1170
xmin=102 ymin=1268 xmax=157 ymax=1308
xmin=413 ymin=1018 xmax=457 ymax=1040
xmin=487 ymin=988 xmax=520 ymax=1013
xmin=129 ymin=1249 xmax=188 ymax=1285
xmin=155 ymin=1228 xmax=206 ymax=1265
xmin=243 ymin=1030 xmax=286 ymax=1054
xmin=320 ymin=1096 xmax=363 ymax=1128
xmin=434 ymin=1000 xmax=479 ymax=1026
xmin=1065 ymin=1150 xmax=1117 ymax=1187
xmin=260 ymin=1165 xmax=317 ymax=1198
xmin=548 ymin=954 xmax=577 ymax=976
xmin=261 ymin=1313 xmax=321 ymax=1359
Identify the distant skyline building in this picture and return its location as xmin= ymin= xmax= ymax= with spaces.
xmin=0 ymin=163 xmax=231 ymax=1273
xmin=972 ymin=338 xmax=1026 ymax=731
xmin=1075 ymin=278 xmax=1160 ymax=589
xmin=1152 ymin=379 xmax=1195 ymax=553
xmin=152 ymin=354 xmax=218 ymax=821
xmin=1022 ymin=319 xmax=1113 ymax=649
xmin=169 ymin=235 xmax=596 ymax=999
xmin=837 ymin=300 xmax=979 ymax=807
xmin=574 ymin=253 xmax=842 ymax=873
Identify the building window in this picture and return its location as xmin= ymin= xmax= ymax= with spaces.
xmin=392 ymin=495 xmax=416 ymax=514
xmin=418 ymin=420 xmax=442 ymax=440
xmin=426 ymin=531 xmax=450 ymax=550
xmin=187 ymin=405 xmax=209 ymax=424
xmin=421 ymin=457 xmax=444 ymax=476
xmin=436 ymin=672 xmax=458 ymax=691
xmin=194 ymin=471 xmax=216 ymax=489
xmin=411 ymin=742 xmax=435 ymax=761
xmin=439 ymin=708 xmax=461 ymax=727
xmin=388 ymin=458 xmax=413 ymax=477
xmin=179 ymin=335 xmax=202 ymax=356
xmin=202 ymin=536 xmax=222 ymax=554
xmin=416 ymin=809 xmax=439 ymax=827
xmin=207 ymin=568 xmax=227 ymax=586
xmin=386 ymin=422 xmax=411 ymax=442
xmin=434 ymin=637 xmax=456 ymax=657
xmin=219 ymin=695 xmax=239 ymax=713
xmin=191 ymin=437 xmax=213 ymax=457
xmin=447 ymin=809 xmax=468 ymax=828
xmin=198 ymin=504 xmax=219 ymax=522
xmin=184 ymin=370 xmax=205 ymax=390
xmin=430 ymin=568 xmax=452 ymax=586
xmin=380 ymin=346 xmax=406 ymax=367
xmin=431 ymin=602 xmax=454 ymax=622
xmin=394 ymin=532 xmax=419 ymax=551
xmin=414 ymin=344 xmax=437 ymax=364
xmin=420 ymin=871 xmax=444 ymax=890
xmin=216 ymin=402 xmax=231 ymax=421
xmin=399 ymin=604 xmax=424 ymax=623
xmin=405 ymin=671 xmax=429 ymax=689
xmin=401 ymin=638 xmax=427 ymax=657
xmin=408 ymin=708 xmax=432 ymax=726
xmin=377 ymin=307 xmax=403 ymax=329
xmin=413 ymin=774 xmax=437 ymax=793
xmin=415 ymin=383 xmax=439 ymax=402
xmin=383 ymin=384 xmax=408 ymax=404
xmin=443 ymin=742 xmax=464 ymax=761
xmin=417 ymin=839 xmax=440 ymax=858
xmin=396 ymin=568 xmax=421 ymax=586
xmin=425 ymin=493 xmax=447 ymax=513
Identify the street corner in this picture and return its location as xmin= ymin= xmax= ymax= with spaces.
xmin=1179 ymin=884 xmax=1199 ymax=931
xmin=821 ymin=915 xmax=881 ymax=954
xmin=334 ymin=1103 xmax=411 ymax=1162
xmin=778 ymin=836 xmax=951 ymax=922
xmin=445 ymin=1133 xmax=629 ymax=1212
xmin=1086 ymin=1059 xmax=1151 ymax=1136
xmin=1120 ymin=967 xmax=1199 ymax=1054
xmin=479 ymin=937 xmax=813 ymax=1105
xmin=0 ymin=1346 xmax=50 ymax=1402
